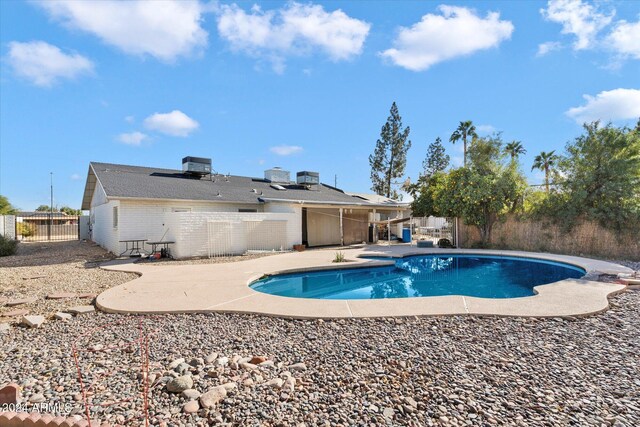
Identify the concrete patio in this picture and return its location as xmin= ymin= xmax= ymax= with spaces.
xmin=96 ymin=246 xmax=630 ymax=318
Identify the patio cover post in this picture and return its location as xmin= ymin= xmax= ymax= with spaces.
xmin=372 ymin=209 xmax=376 ymax=243
xmin=339 ymin=208 xmax=344 ymax=246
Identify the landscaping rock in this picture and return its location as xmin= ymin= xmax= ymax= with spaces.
xmin=46 ymin=292 xmax=78 ymax=300
xmin=288 ymin=362 xmax=307 ymax=371
xmin=21 ymin=315 xmax=45 ymax=328
xmin=181 ymin=389 xmax=201 ymax=400
xmin=166 ymin=375 xmax=193 ymax=393
xmin=220 ymin=382 xmax=237 ymax=392
xmin=199 ymin=386 xmax=227 ymax=409
xmin=6 ymin=297 xmax=37 ymax=307
xmin=68 ymin=305 xmax=95 ymax=315
xmin=168 ymin=358 xmax=185 ymax=369
xmin=182 ymin=400 xmax=199 ymax=413
xmin=2 ymin=309 xmax=29 ymax=318
xmin=204 ymin=352 xmax=218 ymax=364
xmin=0 ymin=323 xmax=9 ymax=334
xmin=188 ymin=357 xmax=204 ymax=367
xmin=265 ymin=378 xmax=283 ymax=389
xmin=215 ymin=356 xmax=229 ymax=366
xmin=54 ymin=312 xmax=73 ymax=321
xmin=250 ymin=356 xmax=267 ymax=364
xmin=29 ymin=393 xmax=45 ymax=403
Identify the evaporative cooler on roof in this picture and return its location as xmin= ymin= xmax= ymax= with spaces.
xmin=182 ymin=156 xmax=212 ymax=176
xmin=297 ymin=171 xmax=320 ymax=190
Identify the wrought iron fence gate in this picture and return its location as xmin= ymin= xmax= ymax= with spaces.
xmin=15 ymin=212 xmax=80 ymax=241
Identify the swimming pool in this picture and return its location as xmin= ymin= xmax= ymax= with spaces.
xmin=250 ymin=255 xmax=586 ymax=299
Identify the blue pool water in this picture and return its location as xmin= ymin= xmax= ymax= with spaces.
xmin=250 ymin=255 xmax=586 ymax=299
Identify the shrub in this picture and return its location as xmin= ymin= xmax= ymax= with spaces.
xmin=17 ymin=222 xmax=34 ymax=237
xmin=333 ymin=251 xmax=346 ymax=263
xmin=0 ymin=234 xmax=18 ymax=256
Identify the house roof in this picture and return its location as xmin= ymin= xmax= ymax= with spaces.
xmin=82 ymin=162 xmax=409 ymax=210
xmin=17 ymin=211 xmax=73 ymax=218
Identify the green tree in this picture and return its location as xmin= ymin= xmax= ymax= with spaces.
xmin=531 ymin=150 xmax=559 ymax=193
xmin=449 ymin=120 xmax=477 ymax=167
xmin=422 ymin=137 xmax=450 ymax=177
xmin=369 ymin=102 xmax=411 ymax=200
xmin=0 ymin=195 xmax=17 ymax=215
xmin=35 ymin=205 xmax=58 ymax=212
xmin=558 ymin=121 xmax=640 ymax=229
xmin=431 ymin=136 xmax=527 ymax=245
xmin=410 ymin=172 xmax=446 ymax=217
xmin=504 ymin=140 xmax=526 ymax=161
xmin=60 ymin=206 xmax=81 ymax=215
xmin=409 ymin=137 xmax=450 ymax=216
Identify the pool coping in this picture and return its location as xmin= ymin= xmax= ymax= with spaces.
xmin=96 ymin=247 xmax=631 ymax=319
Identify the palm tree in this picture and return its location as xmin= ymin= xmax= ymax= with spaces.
xmin=449 ymin=120 xmax=478 ymax=167
xmin=505 ymin=141 xmax=526 ymax=161
xmin=531 ymin=150 xmax=558 ymax=193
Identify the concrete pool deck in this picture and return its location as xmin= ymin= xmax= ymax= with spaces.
xmin=96 ymin=246 xmax=631 ymax=318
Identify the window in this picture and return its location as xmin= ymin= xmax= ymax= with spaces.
xmin=113 ymin=206 xmax=118 ymax=228
xmin=239 ymin=208 xmax=258 ymax=213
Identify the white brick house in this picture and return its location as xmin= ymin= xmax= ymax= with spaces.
xmin=81 ymin=159 xmax=409 ymax=258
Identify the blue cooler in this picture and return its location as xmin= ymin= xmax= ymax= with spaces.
xmin=402 ymin=228 xmax=411 ymax=242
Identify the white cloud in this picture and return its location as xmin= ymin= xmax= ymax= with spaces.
xmin=6 ymin=40 xmax=93 ymax=87
xmin=70 ymin=173 xmax=81 ymax=180
xmin=476 ymin=124 xmax=496 ymax=135
xmin=380 ymin=5 xmax=514 ymax=71
xmin=143 ymin=110 xmax=199 ymax=137
xmin=537 ymin=41 xmax=563 ymax=56
xmin=117 ymin=131 xmax=148 ymax=145
xmin=565 ymin=88 xmax=640 ymax=124
xmin=270 ymin=145 xmax=303 ymax=155
xmin=540 ymin=0 xmax=614 ymax=50
xmin=606 ymin=19 xmax=640 ymax=59
xmin=125 ymin=115 xmax=135 ymax=124
xmin=217 ymin=2 xmax=370 ymax=71
xmin=35 ymin=0 xmax=208 ymax=61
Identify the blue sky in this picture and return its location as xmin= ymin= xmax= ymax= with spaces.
xmin=1 ymin=0 xmax=639 ymax=210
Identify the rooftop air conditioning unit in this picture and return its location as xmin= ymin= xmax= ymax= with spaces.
xmin=265 ymin=167 xmax=290 ymax=183
xmin=182 ymin=156 xmax=212 ymax=176
xmin=296 ymin=171 xmax=320 ymax=189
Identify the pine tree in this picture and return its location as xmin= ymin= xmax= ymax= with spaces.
xmin=422 ymin=137 xmax=450 ymax=177
xmin=369 ymin=102 xmax=411 ymax=200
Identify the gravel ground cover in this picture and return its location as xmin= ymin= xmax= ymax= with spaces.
xmin=1 ymin=245 xmax=638 ymax=426
xmin=0 ymin=241 xmax=137 ymax=323
xmin=1 ymin=291 xmax=638 ymax=426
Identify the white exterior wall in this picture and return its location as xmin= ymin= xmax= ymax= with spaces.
xmin=114 ymin=200 xmax=263 ymax=256
xmin=92 ymin=200 xmax=120 ymax=254
xmin=164 ymin=211 xmax=301 ymax=258
xmin=263 ymin=203 xmax=302 ymax=248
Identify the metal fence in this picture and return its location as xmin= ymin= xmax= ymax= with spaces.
xmin=15 ymin=212 xmax=80 ymax=241
xmin=410 ymin=216 xmax=457 ymax=246
xmin=207 ymin=219 xmax=290 ymax=257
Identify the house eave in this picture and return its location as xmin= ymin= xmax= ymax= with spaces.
xmin=258 ymin=197 xmax=410 ymax=209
